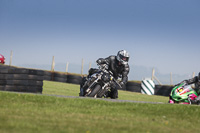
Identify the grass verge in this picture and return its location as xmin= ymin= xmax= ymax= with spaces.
xmin=0 ymin=81 xmax=200 ymax=133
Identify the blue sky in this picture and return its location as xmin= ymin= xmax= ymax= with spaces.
xmin=0 ymin=0 xmax=200 ymax=83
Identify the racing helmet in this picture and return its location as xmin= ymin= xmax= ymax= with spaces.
xmin=0 ymin=54 xmax=5 ymax=64
xmin=116 ymin=50 xmax=130 ymax=65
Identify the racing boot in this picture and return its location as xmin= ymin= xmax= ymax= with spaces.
xmin=104 ymin=91 xmax=111 ymax=98
xmin=195 ymin=96 xmax=200 ymax=105
xmin=79 ymin=77 xmax=88 ymax=96
xmin=110 ymin=88 xmax=118 ymax=99
xmin=190 ymin=96 xmax=200 ymax=105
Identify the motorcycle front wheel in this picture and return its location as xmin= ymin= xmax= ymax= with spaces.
xmin=88 ymin=84 xmax=101 ymax=97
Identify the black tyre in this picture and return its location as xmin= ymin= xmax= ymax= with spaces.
xmin=0 ymin=85 xmax=5 ymax=90
xmin=88 ymin=84 xmax=101 ymax=97
xmin=53 ymin=77 xmax=67 ymax=83
xmin=27 ymin=69 xmax=44 ymax=75
xmin=67 ymin=75 xmax=82 ymax=84
xmin=97 ymin=89 xmax=107 ymax=98
xmin=126 ymin=82 xmax=141 ymax=92
xmin=0 ymin=80 xmax=7 ymax=85
xmin=155 ymin=85 xmax=173 ymax=96
xmin=43 ymin=70 xmax=52 ymax=76
xmin=6 ymin=80 xmax=29 ymax=86
xmin=0 ymin=74 xmax=43 ymax=81
xmin=0 ymin=64 xmax=11 ymax=69
xmin=43 ymin=75 xmax=52 ymax=81
xmin=5 ymin=74 xmax=29 ymax=80
xmin=28 ymin=75 xmax=43 ymax=81
xmin=53 ymin=72 xmax=68 ymax=78
xmin=3 ymin=85 xmax=43 ymax=93
xmin=4 ymin=85 xmax=26 ymax=92
xmin=0 ymin=74 xmax=6 ymax=79
xmin=0 ymin=69 xmax=10 ymax=74
xmin=8 ymin=68 xmax=29 ymax=74
xmin=28 ymin=80 xmax=43 ymax=86
xmin=25 ymin=86 xmax=43 ymax=93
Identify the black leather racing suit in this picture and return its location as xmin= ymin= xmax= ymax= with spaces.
xmin=97 ymin=55 xmax=129 ymax=85
xmin=95 ymin=55 xmax=130 ymax=98
xmin=182 ymin=76 xmax=200 ymax=94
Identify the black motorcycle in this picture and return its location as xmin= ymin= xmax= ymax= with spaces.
xmin=79 ymin=63 xmax=122 ymax=98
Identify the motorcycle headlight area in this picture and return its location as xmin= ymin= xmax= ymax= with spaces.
xmin=101 ymin=73 xmax=111 ymax=82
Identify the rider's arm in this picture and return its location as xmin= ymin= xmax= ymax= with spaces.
xmin=121 ymin=64 xmax=130 ymax=85
xmin=186 ymin=76 xmax=199 ymax=84
xmin=178 ymin=76 xmax=199 ymax=86
xmin=96 ymin=57 xmax=110 ymax=65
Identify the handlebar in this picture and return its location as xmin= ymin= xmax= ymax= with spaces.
xmin=113 ymin=78 xmax=122 ymax=88
xmin=97 ymin=63 xmax=109 ymax=71
xmin=97 ymin=62 xmax=122 ymax=89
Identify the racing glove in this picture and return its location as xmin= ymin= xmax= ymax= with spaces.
xmin=96 ymin=59 xmax=103 ymax=65
xmin=120 ymin=82 xmax=125 ymax=89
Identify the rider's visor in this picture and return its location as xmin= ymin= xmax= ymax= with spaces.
xmin=119 ymin=54 xmax=129 ymax=62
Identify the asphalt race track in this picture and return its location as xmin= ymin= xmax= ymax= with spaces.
xmin=5 ymin=91 xmax=165 ymax=105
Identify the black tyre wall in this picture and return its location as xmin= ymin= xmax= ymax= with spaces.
xmin=51 ymin=72 xmax=68 ymax=83
xmin=0 ymin=65 xmax=175 ymax=96
xmin=1 ymin=85 xmax=43 ymax=93
xmin=42 ymin=71 xmax=52 ymax=81
xmin=155 ymin=85 xmax=173 ymax=96
xmin=126 ymin=82 xmax=141 ymax=92
xmin=67 ymin=75 xmax=82 ymax=85
xmin=42 ymin=71 xmax=68 ymax=83
xmin=0 ymin=65 xmax=43 ymax=93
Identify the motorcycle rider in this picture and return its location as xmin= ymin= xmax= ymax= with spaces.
xmin=178 ymin=72 xmax=200 ymax=103
xmin=80 ymin=50 xmax=130 ymax=99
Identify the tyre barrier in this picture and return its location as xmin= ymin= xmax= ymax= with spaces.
xmin=42 ymin=71 xmax=52 ymax=81
xmin=42 ymin=71 xmax=70 ymax=83
xmin=51 ymin=72 xmax=68 ymax=83
xmin=126 ymin=82 xmax=141 ymax=93
xmin=1 ymin=65 xmax=174 ymax=96
xmin=0 ymin=65 xmax=83 ymax=93
xmin=66 ymin=75 xmax=82 ymax=85
xmin=154 ymin=85 xmax=173 ymax=96
xmin=0 ymin=85 xmax=43 ymax=93
xmin=42 ymin=72 xmax=82 ymax=84
xmin=125 ymin=81 xmax=173 ymax=97
xmin=0 ymin=65 xmax=43 ymax=93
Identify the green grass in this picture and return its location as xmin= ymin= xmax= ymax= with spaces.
xmin=0 ymin=81 xmax=200 ymax=133
xmin=43 ymin=81 xmax=79 ymax=96
xmin=43 ymin=81 xmax=169 ymax=103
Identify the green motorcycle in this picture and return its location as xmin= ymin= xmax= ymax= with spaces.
xmin=169 ymin=82 xmax=198 ymax=104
